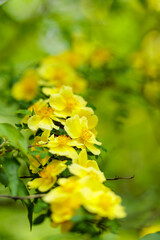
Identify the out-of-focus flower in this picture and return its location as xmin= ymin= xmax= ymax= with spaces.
xmin=44 ymin=176 xmax=126 ymax=225
xmin=140 ymin=223 xmax=160 ymax=237
xmin=27 ymin=99 xmax=59 ymax=132
xmin=80 ymin=177 xmax=126 ymax=220
xmin=90 ymin=48 xmax=111 ymax=68
xmin=27 ymin=160 xmax=67 ymax=192
xmin=69 ymin=149 xmax=105 ymax=182
xmin=49 ymin=86 xmax=87 ymax=118
xmin=12 ymin=69 xmax=39 ymax=101
xmin=65 ymin=115 xmax=101 ymax=155
xmin=44 ymin=176 xmax=82 ymax=223
xmin=47 ymin=134 xmax=78 ymax=160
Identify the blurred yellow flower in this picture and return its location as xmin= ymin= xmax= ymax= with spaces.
xmin=79 ymin=177 xmax=126 ymax=220
xmin=27 ymin=99 xmax=59 ymax=132
xmin=27 ymin=160 xmax=67 ymax=192
xmin=90 ymin=48 xmax=111 ymax=68
xmin=44 ymin=176 xmax=126 ymax=224
xmin=44 ymin=176 xmax=82 ymax=223
xmin=49 ymin=86 xmax=87 ymax=118
xmin=65 ymin=115 xmax=101 ymax=155
xmin=47 ymin=134 xmax=78 ymax=160
xmin=140 ymin=223 xmax=160 ymax=238
xmin=69 ymin=149 xmax=105 ymax=182
xmin=12 ymin=69 xmax=38 ymax=101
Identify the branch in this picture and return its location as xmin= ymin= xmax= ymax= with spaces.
xmin=0 ymin=194 xmax=46 ymax=200
xmin=28 ymin=142 xmax=49 ymax=148
xmin=106 ymin=175 xmax=135 ymax=181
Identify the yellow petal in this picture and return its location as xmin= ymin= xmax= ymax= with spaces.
xmin=65 ymin=115 xmax=81 ymax=138
xmin=74 ymin=149 xmax=88 ymax=165
xmin=49 ymin=146 xmax=78 ymax=160
xmin=39 ymin=177 xmax=57 ymax=192
xmin=88 ymin=115 xmax=98 ymax=129
xmin=85 ymin=142 xmax=100 ymax=155
xmin=39 ymin=117 xmax=58 ymax=130
xmin=28 ymin=115 xmax=41 ymax=132
xmin=50 ymin=94 xmax=66 ymax=110
xmin=27 ymin=178 xmax=43 ymax=189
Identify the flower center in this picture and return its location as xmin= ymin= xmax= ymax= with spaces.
xmin=81 ymin=127 xmax=92 ymax=141
xmin=66 ymin=97 xmax=78 ymax=109
xmin=37 ymin=107 xmax=53 ymax=117
xmin=58 ymin=135 xmax=70 ymax=145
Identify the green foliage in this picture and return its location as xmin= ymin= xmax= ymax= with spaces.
xmin=0 ymin=123 xmax=28 ymax=155
xmin=140 ymin=232 xmax=160 ymax=240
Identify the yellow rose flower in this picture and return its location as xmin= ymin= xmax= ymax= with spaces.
xmin=27 ymin=160 xmax=67 ymax=192
xmin=27 ymin=99 xmax=59 ymax=132
xmin=47 ymin=134 xmax=78 ymax=160
xmin=12 ymin=69 xmax=38 ymax=101
xmin=64 ymin=115 xmax=101 ymax=155
xmin=49 ymin=86 xmax=87 ymax=118
xmin=69 ymin=149 xmax=105 ymax=182
xmin=79 ymin=177 xmax=126 ymax=220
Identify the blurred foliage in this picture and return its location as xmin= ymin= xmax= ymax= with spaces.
xmin=1 ymin=0 xmax=160 ymax=239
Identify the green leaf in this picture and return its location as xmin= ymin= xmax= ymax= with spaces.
xmin=27 ymin=202 xmax=34 ymax=231
xmin=33 ymin=214 xmax=46 ymax=225
xmin=140 ymin=232 xmax=160 ymax=240
xmin=0 ymin=168 xmax=9 ymax=187
xmin=16 ymin=110 xmax=32 ymax=115
xmin=34 ymin=198 xmax=49 ymax=213
xmin=0 ymin=123 xmax=28 ymax=155
xmin=3 ymin=157 xmax=20 ymax=196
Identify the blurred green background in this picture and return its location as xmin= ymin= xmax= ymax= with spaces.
xmin=1 ymin=0 xmax=160 ymax=239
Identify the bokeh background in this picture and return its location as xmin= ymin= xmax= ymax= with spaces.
xmin=1 ymin=0 xmax=160 ymax=239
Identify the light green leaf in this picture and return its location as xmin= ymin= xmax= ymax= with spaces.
xmin=3 ymin=157 xmax=20 ymax=196
xmin=0 ymin=123 xmax=28 ymax=155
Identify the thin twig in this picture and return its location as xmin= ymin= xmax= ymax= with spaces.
xmin=106 ymin=175 xmax=135 ymax=181
xmin=0 ymin=194 xmax=45 ymax=200
xmin=28 ymin=142 xmax=49 ymax=148
xmin=20 ymin=176 xmax=34 ymax=179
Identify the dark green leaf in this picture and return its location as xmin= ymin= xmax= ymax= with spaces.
xmin=33 ymin=214 xmax=46 ymax=225
xmin=0 ymin=168 xmax=9 ymax=186
xmin=0 ymin=123 xmax=28 ymax=155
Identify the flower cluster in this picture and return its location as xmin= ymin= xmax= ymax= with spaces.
xmin=22 ymin=84 xmax=126 ymax=233
xmin=12 ymin=41 xmax=111 ymax=102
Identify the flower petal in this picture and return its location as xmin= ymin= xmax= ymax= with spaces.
xmin=28 ymin=115 xmax=41 ymax=132
xmin=50 ymin=94 xmax=66 ymax=111
xmin=85 ymin=142 xmax=101 ymax=155
xmin=65 ymin=115 xmax=81 ymax=138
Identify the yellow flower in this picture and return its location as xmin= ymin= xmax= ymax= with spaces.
xmin=90 ymin=48 xmax=111 ymax=68
xmin=140 ymin=223 xmax=160 ymax=238
xmin=69 ymin=149 xmax=105 ymax=182
xmin=27 ymin=99 xmax=59 ymax=132
xmin=47 ymin=134 xmax=78 ymax=160
xmin=64 ymin=115 xmax=101 ymax=155
xmin=38 ymin=56 xmax=76 ymax=87
xmin=71 ymin=107 xmax=98 ymax=134
xmin=44 ymin=176 xmax=82 ymax=223
xmin=49 ymin=86 xmax=87 ymax=118
xmin=79 ymin=177 xmax=126 ymax=220
xmin=12 ymin=69 xmax=38 ymax=101
xmin=27 ymin=160 xmax=67 ymax=192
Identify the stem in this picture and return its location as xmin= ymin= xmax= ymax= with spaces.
xmin=106 ymin=175 xmax=135 ymax=181
xmin=28 ymin=142 xmax=49 ymax=148
xmin=0 ymin=194 xmax=46 ymax=200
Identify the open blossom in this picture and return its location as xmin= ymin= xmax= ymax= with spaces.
xmin=12 ymin=69 xmax=39 ymax=101
xmin=27 ymin=160 xmax=67 ymax=192
xmin=44 ymin=176 xmax=126 ymax=224
xmin=49 ymin=86 xmax=87 ymax=118
xmin=47 ymin=134 xmax=78 ymax=160
xmin=64 ymin=115 xmax=101 ymax=155
xmin=44 ymin=176 xmax=83 ymax=223
xmin=69 ymin=149 xmax=105 ymax=182
xmin=27 ymin=99 xmax=59 ymax=132
xmin=79 ymin=177 xmax=126 ymax=220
